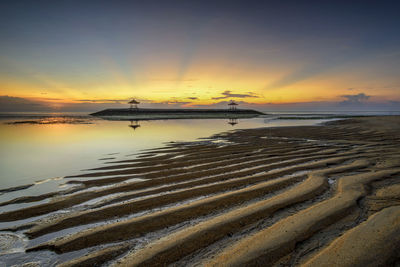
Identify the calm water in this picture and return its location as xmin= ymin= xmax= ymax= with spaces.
xmin=0 ymin=111 xmax=398 ymax=193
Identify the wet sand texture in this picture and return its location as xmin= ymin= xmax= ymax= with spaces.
xmin=1 ymin=116 xmax=400 ymax=266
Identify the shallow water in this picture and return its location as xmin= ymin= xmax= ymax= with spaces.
xmin=0 ymin=113 xmax=336 ymax=193
xmin=0 ymin=112 xmax=398 ymax=266
xmin=1 ymin=110 xmax=399 ymax=200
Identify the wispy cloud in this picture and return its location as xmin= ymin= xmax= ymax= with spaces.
xmin=0 ymin=95 xmax=47 ymax=112
xmin=141 ymin=100 xmax=193 ymax=108
xmin=77 ymin=99 xmax=129 ymax=103
xmin=341 ymin=93 xmax=370 ymax=103
xmin=148 ymin=78 xmax=198 ymax=82
xmin=160 ymin=100 xmax=192 ymax=105
xmin=211 ymin=90 xmax=259 ymax=100
xmin=38 ymin=97 xmax=64 ymax=101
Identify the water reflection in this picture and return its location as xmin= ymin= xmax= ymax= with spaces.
xmin=128 ymin=118 xmax=241 ymax=130
xmin=0 ymin=115 xmax=333 ymax=190
xmin=227 ymin=118 xmax=238 ymax=126
xmin=128 ymin=120 xmax=141 ymax=131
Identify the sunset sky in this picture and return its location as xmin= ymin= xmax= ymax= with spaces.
xmin=1 ymin=0 xmax=399 ymax=112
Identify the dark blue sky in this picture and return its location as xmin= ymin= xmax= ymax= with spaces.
xmin=0 ymin=0 xmax=399 ymax=111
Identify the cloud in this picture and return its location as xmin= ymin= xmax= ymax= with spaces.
xmin=187 ymin=97 xmax=198 ymax=100
xmin=191 ymin=96 xmax=400 ymax=112
xmin=148 ymin=78 xmax=198 ymax=82
xmin=191 ymin=100 xmax=257 ymax=109
xmin=340 ymin=93 xmax=370 ymax=103
xmin=211 ymin=90 xmax=259 ymax=100
xmin=77 ymin=99 xmax=129 ymax=104
xmin=0 ymin=95 xmax=194 ymax=112
xmin=41 ymin=97 xmax=63 ymax=101
xmin=0 ymin=95 xmax=48 ymax=112
xmin=2 ymin=93 xmax=398 ymax=113
xmin=160 ymin=101 xmax=192 ymax=105
xmin=0 ymin=95 xmax=130 ymax=112
xmin=138 ymin=100 xmax=193 ymax=109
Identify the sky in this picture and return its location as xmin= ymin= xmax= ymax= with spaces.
xmin=0 ymin=0 xmax=400 ymax=112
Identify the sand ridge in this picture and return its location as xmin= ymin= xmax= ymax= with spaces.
xmin=0 ymin=116 xmax=399 ymax=266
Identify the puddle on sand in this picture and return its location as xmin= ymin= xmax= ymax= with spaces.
xmin=0 ymin=232 xmax=28 ymax=255
xmin=0 ymin=232 xmax=48 ymax=267
xmin=0 ymin=248 xmax=58 ymax=267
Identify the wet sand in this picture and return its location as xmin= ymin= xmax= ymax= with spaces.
xmin=1 ymin=116 xmax=400 ymax=266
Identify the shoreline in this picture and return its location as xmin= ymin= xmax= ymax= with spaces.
xmin=0 ymin=116 xmax=399 ymax=266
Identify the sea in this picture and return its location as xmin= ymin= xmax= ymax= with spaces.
xmin=0 ymin=111 xmax=399 ymax=195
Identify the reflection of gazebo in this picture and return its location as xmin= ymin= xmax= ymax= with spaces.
xmin=228 ymin=100 xmax=238 ymax=110
xmin=228 ymin=118 xmax=238 ymax=126
xmin=129 ymin=120 xmax=141 ymax=131
xmin=129 ymin=99 xmax=140 ymax=109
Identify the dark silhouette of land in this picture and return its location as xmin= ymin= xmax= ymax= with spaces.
xmin=91 ymin=108 xmax=264 ymax=120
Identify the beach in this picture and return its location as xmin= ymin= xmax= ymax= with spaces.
xmin=0 ymin=116 xmax=400 ymax=266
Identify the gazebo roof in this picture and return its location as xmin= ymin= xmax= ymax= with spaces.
xmin=128 ymin=99 xmax=140 ymax=104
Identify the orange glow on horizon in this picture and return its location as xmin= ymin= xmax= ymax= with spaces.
xmin=1 ymin=55 xmax=399 ymax=108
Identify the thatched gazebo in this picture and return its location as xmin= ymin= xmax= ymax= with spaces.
xmin=228 ymin=100 xmax=238 ymax=110
xmin=129 ymin=99 xmax=140 ymax=109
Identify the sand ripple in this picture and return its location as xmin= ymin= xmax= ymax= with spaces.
xmin=1 ymin=116 xmax=400 ymax=266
